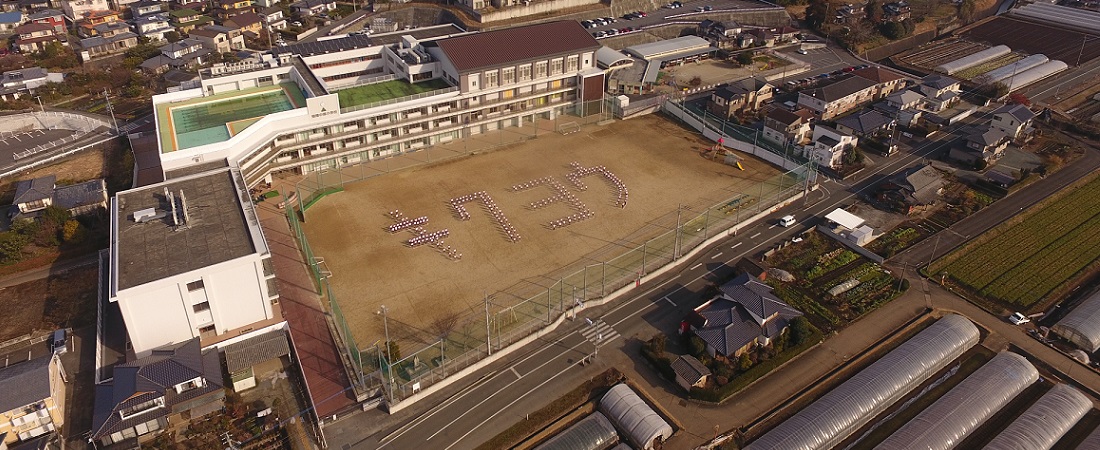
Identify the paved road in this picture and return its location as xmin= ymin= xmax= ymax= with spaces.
xmin=0 ymin=253 xmax=99 ymax=290
xmin=323 ymin=120 xmax=964 ymax=450
xmin=587 ymin=0 xmax=779 ymax=38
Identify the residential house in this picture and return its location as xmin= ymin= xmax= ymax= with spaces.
xmin=168 ymin=8 xmax=210 ymax=33
xmin=917 ymin=73 xmax=962 ymax=114
xmin=133 ymin=13 xmax=172 ymax=41
xmin=885 ymin=89 xmax=923 ymax=111
xmin=698 ymin=19 xmax=741 ymax=49
xmin=834 ymin=2 xmax=866 ymax=23
xmin=706 ymin=77 xmax=772 ymax=118
xmin=852 ymin=66 xmax=908 ymax=99
xmin=951 ymin=126 xmax=1009 ymax=166
xmin=27 ymin=9 xmax=64 ymax=33
xmin=876 ymin=164 xmax=945 ymax=214
xmin=797 ymin=76 xmax=878 ymax=119
xmin=882 ymin=1 xmax=911 ymax=22
xmin=90 ymin=339 xmax=225 ymax=447
xmin=253 ymin=0 xmax=278 ymax=8
xmin=13 ymin=22 xmax=66 ymax=53
xmin=0 ymin=10 xmax=24 ymax=34
xmin=170 ymin=0 xmax=206 ymax=11
xmin=77 ymin=20 xmax=137 ymax=61
xmin=58 ymin=0 xmax=108 ymax=21
xmin=140 ymin=37 xmax=208 ymax=72
xmin=805 ymin=124 xmax=857 ymax=169
xmin=762 ymin=106 xmax=813 ymax=147
xmin=880 ymin=90 xmax=924 ymax=126
xmin=0 ymin=67 xmax=62 ymax=101
xmin=770 ymin=26 xmax=799 ymax=43
xmin=670 ymin=355 xmax=711 ymax=391
xmin=835 ymin=108 xmax=895 ymax=137
xmin=213 ymin=0 xmax=253 ymax=21
xmin=16 ymin=0 xmax=51 ymax=12
xmin=76 ymin=9 xmax=121 ymax=37
xmin=737 ymin=32 xmax=756 ymax=48
xmin=189 ymin=24 xmax=244 ymax=53
xmin=222 ymin=329 xmax=292 ymax=391
xmin=0 ymin=355 xmax=66 ymax=446
xmin=684 ymin=273 xmax=803 ymax=358
xmin=290 ymin=0 xmax=334 ymax=16
xmin=990 ymin=103 xmax=1035 ymax=141
xmin=260 ymin=6 xmax=285 ymax=30
xmin=129 ymin=0 xmax=165 ymax=17
xmin=223 ymin=11 xmax=261 ymax=35
xmin=10 ymin=175 xmax=108 ymax=220
xmin=743 ymin=27 xmax=774 ymax=47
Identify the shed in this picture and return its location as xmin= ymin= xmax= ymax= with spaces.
xmin=670 ymin=355 xmax=711 ymax=391
xmin=825 ymin=208 xmax=864 ymax=230
xmin=534 ymin=412 xmax=619 ymax=450
xmin=599 ymin=384 xmax=673 ymax=450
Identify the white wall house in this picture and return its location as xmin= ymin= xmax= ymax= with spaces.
xmin=804 ymin=125 xmax=857 ymax=169
xmin=109 ymin=168 xmax=282 ymax=357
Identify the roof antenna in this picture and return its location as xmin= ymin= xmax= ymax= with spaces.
xmin=180 ymin=190 xmax=191 ymax=228
xmin=165 ymin=187 xmax=178 ymax=226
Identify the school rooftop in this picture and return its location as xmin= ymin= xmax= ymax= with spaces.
xmin=155 ymin=83 xmax=306 ymax=154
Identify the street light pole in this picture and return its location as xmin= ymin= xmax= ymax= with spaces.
xmin=34 ymin=95 xmax=43 ymax=113
xmin=102 ymin=89 xmax=118 ymax=135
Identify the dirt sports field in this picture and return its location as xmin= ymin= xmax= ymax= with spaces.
xmin=301 ymin=115 xmax=784 ymax=344
xmin=962 ymin=17 xmax=1100 ymax=66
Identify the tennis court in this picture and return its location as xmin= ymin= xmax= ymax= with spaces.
xmin=158 ymin=83 xmax=306 ymax=152
xmin=336 ymin=78 xmax=452 ymax=109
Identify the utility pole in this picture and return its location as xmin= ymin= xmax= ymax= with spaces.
xmin=103 ymin=89 xmax=118 ymax=135
xmin=674 ymin=203 xmax=684 ymax=259
xmin=34 ymin=95 xmax=44 ymax=113
xmin=484 ymin=292 xmax=492 ymax=356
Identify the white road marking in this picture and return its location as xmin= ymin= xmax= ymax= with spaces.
xmin=690 ymin=263 xmax=702 ymax=270
xmin=750 ymin=232 xmax=761 ymax=239
xmin=731 ymin=242 xmax=742 ymax=249
xmin=768 ymin=224 xmax=776 ymax=229
xmin=711 ymin=252 xmax=723 ymax=259
xmin=664 ymin=296 xmax=676 ymax=306
xmin=510 ymin=367 xmax=521 ymax=379
xmin=442 ymin=335 xmax=621 ymax=450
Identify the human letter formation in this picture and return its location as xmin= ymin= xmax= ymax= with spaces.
xmin=387 ymin=209 xmax=462 ymax=260
xmin=566 ymin=161 xmax=628 ymax=208
xmin=449 ymin=191 xmax=521 ymax=243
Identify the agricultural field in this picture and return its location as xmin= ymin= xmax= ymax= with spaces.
xmin=766 ymin=232 xmax=904 ymax=331
xmin=962 ymin=17 xmax=1100 ymax=66
xmin=930 ymin=175 xmax=1100 ymax=309
xmin=897 ymin=40 xmax=988 ymax=71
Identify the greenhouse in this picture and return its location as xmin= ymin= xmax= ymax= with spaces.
xmin=534 ymin=412 xmax=619 ymax=450
xmin=745 ymin=314 xmax=980 ymax=450
xmin=877 ymin=352 xmax=1039 ymax=450
xmin=984 ymin=384 xmax=1091 ymax=450
xmin=973 ymin=54 xmax=1049 ymax=85
xmin=1077 ymin=423 xmax=1100 ymax=449
xmin=599 ymin=384 xmax=672 ymax=450
xmin=1010 ymin=3 xmax=1100 ymax=35
xmin=936 ymin=45 xmax=1012 ymax=75
xmin=1053 ymin=289 xmax=1100 ymax=352
xmin=1003 ymin=60 xmax=1069 ymax=91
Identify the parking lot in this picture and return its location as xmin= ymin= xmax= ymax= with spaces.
xmin=580 ymin=0 xmax=784 ymax=39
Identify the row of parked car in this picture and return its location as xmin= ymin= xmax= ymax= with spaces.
xmin=593 ymin=27 xmax=638 ymax=38
xmin=784 ymin=64 xmax=870 ymax=89
xmin=581 ymin=17 xmax=618 ymax=28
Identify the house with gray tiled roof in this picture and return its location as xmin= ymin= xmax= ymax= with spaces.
xmin=877 ymin=163 xmax=945 ymax=213
xmin=835 ymin=108 xmax=895 ymax=137
xmin=670 ymin=355 xmax=711 ymax=391
xmin=990 ymin=103 xmax=1035 ymax=140
xmin=797 ymin=76 xmax=878 ymax=120
xmin=684 ymin=273 xmax=803 ymax=358
xmin=10 ymin=175 xmax=108 ymax=221
xmin=90 ymin=339 xmax=224 ymax=447
xmin=0 ymin=355 xmax=65 ymax=446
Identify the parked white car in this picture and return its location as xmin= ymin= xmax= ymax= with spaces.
xmin=1008 ymin=312 xmax=1030 ymax=325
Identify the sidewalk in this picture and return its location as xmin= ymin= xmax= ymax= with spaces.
xmin=255 ymin=201 xmax=357 ymax=423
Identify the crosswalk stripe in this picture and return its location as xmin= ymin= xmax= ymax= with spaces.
xmin=580 ymin=320 xmax=618 ymax=343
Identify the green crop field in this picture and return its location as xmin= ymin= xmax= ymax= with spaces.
xmin=930 ymin=175 xmax=1100 ymax=307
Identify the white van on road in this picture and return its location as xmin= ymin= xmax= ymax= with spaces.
xmin=779 ymin=215 xmax=796 ymax=227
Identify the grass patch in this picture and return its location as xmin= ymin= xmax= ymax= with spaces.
xmin=929 ymin=174 xmax=1100 ymax=309
xmin=336 ymin=78 xmax=452 ymax=109
xmin=846 ymin=348 xmax=995 ymax=449
xmin=474 ymin=368 xmax=624 ymax=450
xmin=302 ymin=186 xmax=344 ymax=211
